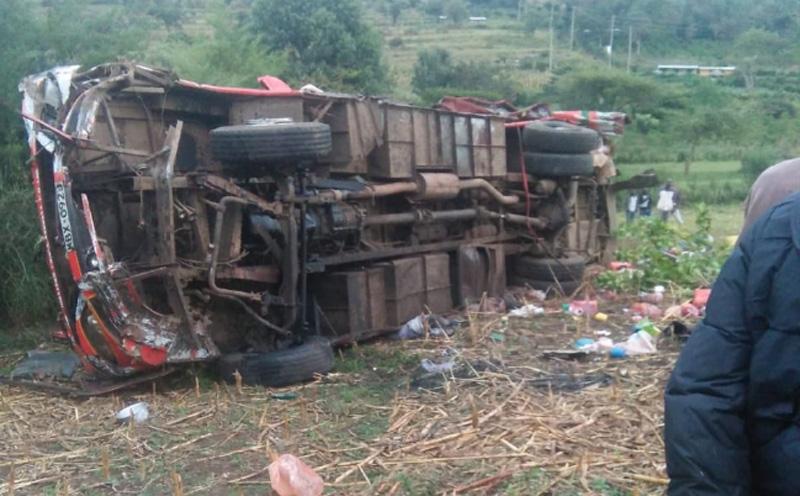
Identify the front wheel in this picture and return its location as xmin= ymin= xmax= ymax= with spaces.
xmin=217 ymin=337 xmax=334 ymax=387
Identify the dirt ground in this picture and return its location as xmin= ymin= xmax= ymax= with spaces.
xmin=0 ymin=294 xmax=684 ymax=495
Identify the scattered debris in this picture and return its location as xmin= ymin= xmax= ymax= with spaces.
xmin=115 ymin=402 xmax=149 ymax=424
xmin=526 ymin=372 xmax=614 ymax=392
xmin=508 ymin=304 xmax=545 ymax=318
xmin=594 ymin=312 xmax=609 ymax=322
xmin=575 ymin=337 xmax=615 ymax=353
xmin=271 ymin=392 xmax=299 ymax=401
xmin=394 ymin=314 xmax=458 ymax=340
xmin=419 ymin=350 xmax=459 ymax=374
xmin=420 ymin=358 xmax=456 ymax=374
xmin=609 ymin=261 xmax=635 ymax=271
xmin=639 ymin=285 xmax=666 ymax=304
xmin=542 ymin=349 xmax=592 ymax=360
xmin=568 ymin=299 xmax=598 ymax=317
xmin=506 ymin=287 xmax=547 ymax=303
xmin=268 ymin=453 xmax=324 ymax=496
xmin=466 ymin=296 xmax=507 ymax=314
xmin=665 ymin=320 xmax=693 ymax=341
xmin=0 ymin=298 xmax=677 ymax=494
xmin=665 ymin=303 xmax=702 ymax=320
xmin=630 ymin=302 xmax=663 ymax=319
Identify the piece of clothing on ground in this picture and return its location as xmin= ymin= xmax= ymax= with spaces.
xmin=743 ymin=157 xmax=800 ymax=233
xmin=665 ymin=192 xmax=800 ymax=495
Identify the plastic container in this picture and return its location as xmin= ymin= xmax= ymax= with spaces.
xmin=634 ymin=319 xmax=661 ymax=337
xmin=116 ymin=402 xmax=149 ymax=423
xmin=268 ymin=454 xmax=324 ymax=496
xmin=609 ymin=331 xmax=657 ymax=358
xmin=609 ymin=346 xmax=627 ymax=359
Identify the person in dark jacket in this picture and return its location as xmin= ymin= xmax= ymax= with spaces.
xmin=638 ymin=189 xmax=652 ymax=217
xmin=665 ymin=192 xmax=800 ymax=495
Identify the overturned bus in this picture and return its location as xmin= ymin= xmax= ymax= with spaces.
xmin=19 ymin=63 xmax=635 ymax=387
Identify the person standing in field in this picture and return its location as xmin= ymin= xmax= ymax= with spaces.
xmin=657 ymin=181 xmax=684 ymax=224
xmin=638 ymin=189 xmax=652 ymax=217
xmin=626 ymin=191 xmax=639 ymax=222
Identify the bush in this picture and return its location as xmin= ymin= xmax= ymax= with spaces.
xmin=0 ymin=186 xmax=56 ymax=328
xmin=597 ymin=208 xmax=728 ymax=294
xmin=412 ymin=48 xmax=518 ymax=103
xmin=741 ymin=147 xmax=783 ymax=182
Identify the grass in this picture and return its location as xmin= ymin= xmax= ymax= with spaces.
xmin=619 ymin=203 xmax=743 ymax=244
xmin=0 ymin=311 xmax=673 ymax=495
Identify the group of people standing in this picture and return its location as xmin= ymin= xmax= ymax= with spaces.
xmin=626 ymin=181 xmax=683 ymax=224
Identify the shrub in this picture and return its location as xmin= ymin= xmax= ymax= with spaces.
xmin=741 ymin=147 xmax=783 ymax=182
xmin=0 ymin=185 xmax=56 ymax=328
xmin=597 ymin=207 xmax=728 ymax=294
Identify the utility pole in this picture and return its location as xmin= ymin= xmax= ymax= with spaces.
xmin=548 ymin=3 xmax=555 ymax=72
xmin=569 ymin=6 xmax=576 ymax=51
xmin=626 ymin=25 xmax=633 ymax=73
xmin=608 ymin=15 xmax=616 ymax=67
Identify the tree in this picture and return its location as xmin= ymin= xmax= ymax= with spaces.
xmin=676 ymin=108 xmax=742 ymax=175
xmin=148 ymin=1 xmax=287 ymax=88
xmin=444 ymin=0 xmax=468 ymax=24
xmin=734 ymin=28 xmax=790 ymax=90
xmin=39 ymin=0 xmax=155 ymax=68
xmin=412 ymin=49 xmax=455 ymax=91
xmin=555 ymin=68 xmax=664 ymax=116
xmin=250 ymin=0 xmax=389 ymax=93
xmin=422 ymin=0 xmax=444 ymax=15
xmin=389 ymin=0 xmax=404 ymax=25
xmin=411 ymin=48 xmax=516 ymax=103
